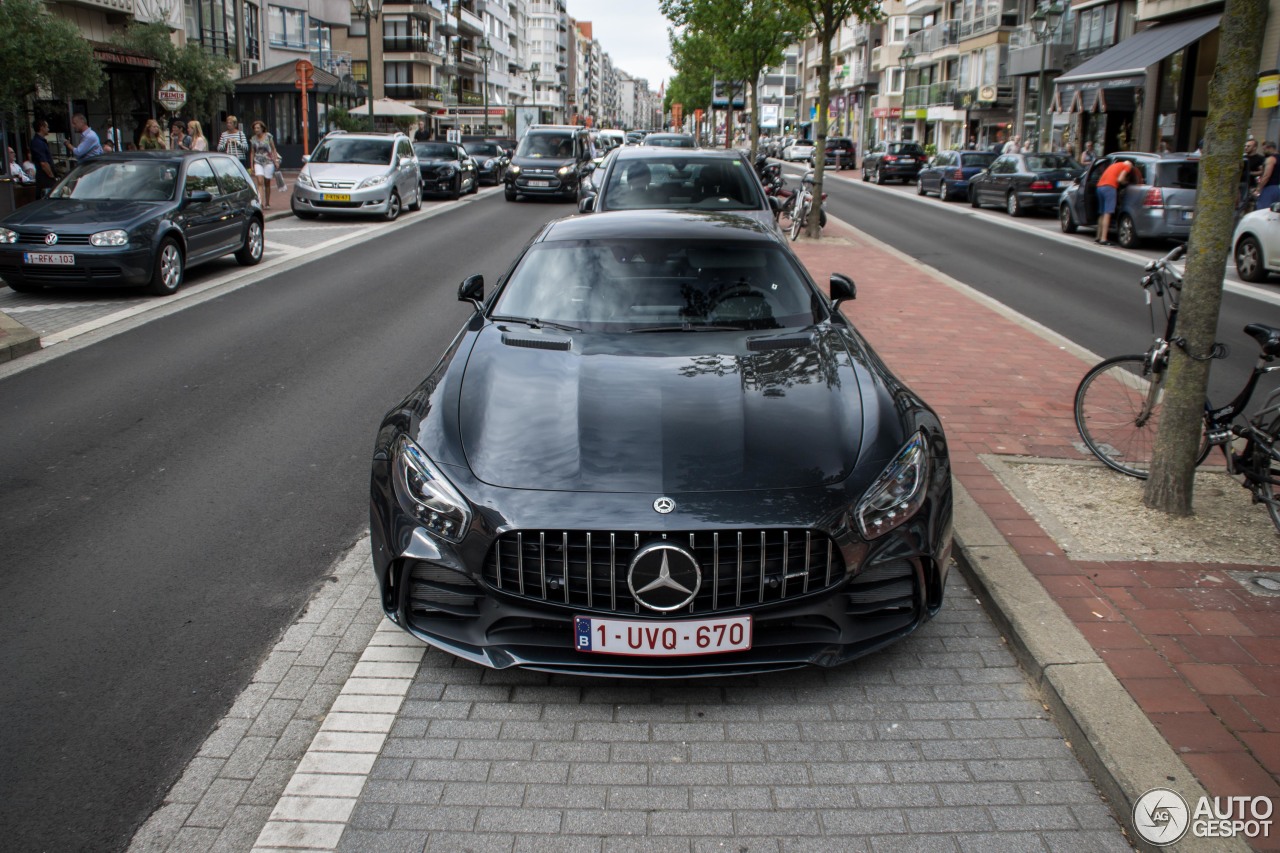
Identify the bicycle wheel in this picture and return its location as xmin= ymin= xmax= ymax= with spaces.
xmin=790 ymin=199 xmax=804 ymax=241
xmin=1249 ymin=415 xmax=1280 ymax=533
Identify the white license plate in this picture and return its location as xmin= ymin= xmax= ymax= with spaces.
xmin=900 ymin=158 xmax=915 ymax=164
xmin=24 ymin=252 xmax=74 ymax=265
xmin=574 ymin=615 xmax=751 ymax=657
xmin=1057 ymin=180 xmax=1071 ymax=189
xmin=527 ymin=180 xmax=551 ymax=188
xmin=1181 ymin=210 xmax=1195 ymax=221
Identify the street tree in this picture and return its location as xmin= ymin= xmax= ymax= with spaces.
xmin=660 ymin=0 xmax=807 ymax=159
xmin=783 ymin=0 xmax=880 ymax=237
xmin=0 ymin=0 xmax=102 ymax=117
xmin=1143 ymin=0 xmax=1268 ymax=516
xmin=665 ymin=28 xmax=718 ymax=138
xmin=114 ymin=22 xmax=236 ymax=124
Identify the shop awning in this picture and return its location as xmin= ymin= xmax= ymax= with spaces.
xmin=1056 ymin=14 xmax=1220 ymax=86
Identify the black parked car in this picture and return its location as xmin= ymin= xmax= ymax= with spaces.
xmin=414 ymin=142 xmax=478 ymax=199
xmin=968 ymin=152 xmax=1084 ymax=216
xmin=0 ymin=151 xmax=263 ymax=295
xmin=462 ymin=141 xmax=509 ymax=185
xmin=861 ymin=141 xmax=927 ymax=184
xmin=811 ymin=137 xmax=857 ymax=170
xmin=368 ymin=209 xmax=952 ymax=676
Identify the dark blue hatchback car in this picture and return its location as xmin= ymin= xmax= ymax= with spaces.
xmin=916 ymin=150 xmax=997 ymax=202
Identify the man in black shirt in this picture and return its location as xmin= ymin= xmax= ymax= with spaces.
xmin=413 ymin=120 xmax=431 ymax=142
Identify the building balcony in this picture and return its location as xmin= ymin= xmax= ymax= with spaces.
xmin=953 ymin=10 xmax=1016 ymax=43
xmin=385 ymin=83 xmax=444 ymax=103
xmin=903 ymin=80 xmax=957 ymax=109
xmin=453 ymin=3 xmax=484 ymax=34
xmin=383 ymin=37 xmax=447 ymax=60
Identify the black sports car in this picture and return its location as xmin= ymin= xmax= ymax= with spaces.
xmin=0 ymin=151 xmax=263 ymax=295
xmin=462 ymin=141 xmax=509 ymax=185
xmin=369 ymin=210 xmax=952 ymax=677
xmin=413 ymin=141 xmax=478 ymax=199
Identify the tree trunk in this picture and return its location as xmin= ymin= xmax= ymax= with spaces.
xmin=806 ymin=27 xmax=832 ymax=238
xmin=749 ymin=79 xmax=760 ymax=161
xmin=1143 ymin=0 xmax=1267 ymax=514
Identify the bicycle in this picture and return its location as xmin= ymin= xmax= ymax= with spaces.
xmin=1074 ymin=244 xmax=1280 ymax=531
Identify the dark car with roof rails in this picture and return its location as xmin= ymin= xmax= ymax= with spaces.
xmin=861 ymin=141 xmax=927 ymax=184
xmin=368 ymin=208 xmax=952 ymax=677
xmin=504 ymin=125 xmax=594 ymax=202
xmin=0 ymin=150 xmax=263 ymax=296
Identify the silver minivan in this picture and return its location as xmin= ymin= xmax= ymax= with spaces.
xmin=291 ymin=132 xmax=421 ymax=221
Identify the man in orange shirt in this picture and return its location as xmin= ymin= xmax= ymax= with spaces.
xmin=1095 ymin=158 xmax=1135 ymax=246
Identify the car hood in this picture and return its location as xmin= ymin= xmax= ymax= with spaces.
xmin=304 ymin=162 xmax=391 ymax=181
xmin=457 ymin=325 xmax=865 ymax=493
xmin=2 ymin=198 xmax=169 ymax=229
xmin=418 ymin=157 xmax=460 ymax=167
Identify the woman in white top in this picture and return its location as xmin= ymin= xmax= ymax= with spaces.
xmin=188 ymin=120 xmax=209 ymax=152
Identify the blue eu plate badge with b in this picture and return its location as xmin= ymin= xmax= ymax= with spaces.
xmin=574 ymin=616 xmax=592 ymax=651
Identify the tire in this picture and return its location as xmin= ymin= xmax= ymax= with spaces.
xmin=469 ymin=175 xmax=479 ymax=195
xmin=1060 ymin=203 xmax=1078 ymax=234
xmin=1074 ymin=354 xmax=1210 ymax=478
xmin=916 ymin=178 xmax=927 ymax=196
xmin=940 ymin=181 xmax=952 ymax=202
xmin=874 ymin=168 xmax=885 ymax=185
xmin=1236 ymin=235 xmax=1269 ymax=282
xmin=449 ymin=177 xmax=461 ymax=201
xmin=408 ymin=183 xmax=423 ymax=211
xmin=861 ymin=166 xmax=870 ymax=182
xmin=790 ymin=200 xmax=804 ymax=241
xmin=505 ymin=184 xmax=517 ymax=201
xmin=384 ymin=191 xmax=401 ymax=221
xmin=1116 ymin=214 xmax=1140 ymax=249
xmin=148 ymin=237 xmax=183 ymax=296
xmin=970 ymin=187 xmax=981 ymax=208
xmin=1006 ymin=192 xmax=1023 ymax=217
xmin=235 ymin=217 xmax=264 ymax=266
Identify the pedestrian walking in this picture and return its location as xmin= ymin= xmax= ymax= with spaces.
xmin=137 ymin=118 xmax=166 ymax=150
xmin=63 ymin=113 xmax=103 ymax=162
xmin=1002 ymin=135 xmax=1021 ymax=155
xmin=249 ymin=120 xmax=281 ymax=208
xmin=1094 ymin=158 xmax=1135 ymax=246
xmin=170 ymin=119 xmax=192 ymax=151
xmin=188 ymin=120 xmax=209 ymax=152
xmin=217 ymin=115 xmax=248 ymax=164
xmin=1254 ymin=141 xmax=1279 ymax=211
xmin=1080 ymin=141 xmax=1097 ymax=167
xmin=30 ymin=120 xmax=56 ymax=194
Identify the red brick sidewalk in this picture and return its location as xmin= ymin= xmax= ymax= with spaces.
xmin=793 ymin=220 xmax=1280 ymax=846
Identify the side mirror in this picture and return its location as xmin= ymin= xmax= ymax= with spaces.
xmin=186 ymin=190 xmax=214 ymax=204
xmin=583 ymin=161 xmax=596 ymax=174
xmin=1271 ymin=202 xmax=1280 ymax=213
xmin=301 ymin=155 xmax=311 ymax=164
xmin=830 ymin=273 xmax=856 ymax=308
xmin=458 ymin=274 xmax=484 ymax=311
xmin=578 ymin=196 xmax=596 ymax=213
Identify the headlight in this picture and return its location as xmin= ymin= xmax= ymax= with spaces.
xmin=358 ymin=174 xmax=391 ymax=190
xmin=392 ymin=435 xmax=472 ymax=543
xmin=557 ymin=165 xmax=573 ymax=176
xmin=507 ymin=164 xmax=521 ymax=176
xmin=854 ymin=431 xmax=930 ymax=539
xmin=90 ymin=229 xmax=129 ymax=247
xmin=297 ymin=170 xmax=314 ymax=186
xmin=0 ymin=228 xmax=16 ymax=244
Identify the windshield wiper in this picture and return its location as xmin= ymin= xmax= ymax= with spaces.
xmin=628 ymin=323 xmax=746 ymax=333
xmin=489 ymin=315 xmax=581 ymax=333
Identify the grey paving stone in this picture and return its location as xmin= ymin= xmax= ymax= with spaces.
xmin=870 ymin=835 xmax=961 ymax=853
xmin=936 ymin=782 xmax=1022 ymax=807
xmin=165 ymin=757 xmax=225 ymax=804
xmin=841 ymin=742 xmax=921 ymax=763
xmin=956 ymin=832 xmax=1050 ymax=853
xmin=647 ymin=764 xmax=729 ymax=786
xmin=271 ymin=663 xmax=322 ymax=701
xmin=707 ymin=840 xmax=780 ymax=853
xmin=890 ymin=760 xmax=973 ymax=783
xmin=197 ymin=719 xmax=251 ymax=761
xmin=612 ymin=703 xmax=692 ymax=722
xmin=206 ymin=805 xmax=272 ymax=853
xmin=185 ymin=778 xmax=251 ymax=829
xmin=398 ymin=700 xmax=472 ymax=720
xmin=809 ymin=762 xmax=892 ymax=785
xmin=567 ymin=762 xmax=646 ymax=786
xmin=735 ymin=809 xmax=822 ymax=836
xmin=338 ymin=828 xmax=432 ymax=853
xmin=455 ymin=740 xmax=535 ymax=761
xmin=904 ymin=806 xmax=995 ymax=834
xmin=522 ymin=783 xmax=607 ymax=809
xmin=576 ymin=722 xmax=651 ymax=742
xmin=604 ymin=839 xmax=693 ymax=853
xmin=126 ymin=801 xmax=195 ymax=853
xmin=423 ymin=831 xmax=514 ymax=853
xmin=771 ymin=785 xmax=859 ymax=810
xmin=409 ymin=758 xmax=491 ymax=782
xmin=1041 ymin=830 xmax=1131 ymax=852
xmin=369 ymin=756 xmax=414 ymax=780
xmin=499 ymin=721 xmax=577 ymax=741
xmin=947 ymin=719 xmax=1027 ymax=740
xmin=728 ymin=762 xmax=810 ymax=785
xmin=349 ymin=801 xmax=396 ymax=830
xmin=267 ymin=719 xmax=321 ymax=761
xmin=820 ymin=808 xmax=909 ymax=835
xmin=687 ymin=786 xmax=773 ymax=811
xmin=218 ymin=735 xmax=275 ymax=780
xmin=297 ymin=679 xmax=345 ymax=718
xmin=514 ymin=836 xmax=603 ymax=853
xmin=475 ymin=806 xmax=562 ymax=834
xmin=489 ymin=760 xmax=570 ymax=784
xmin=561 ymin=808 xmax=649 ymax=836
xmin=359 ymin=779 xmax=444 ymax=805
xmin=242 ymin=758 xmax=302 ymax=805
xmin=247 ymin=698 xmax=302 ymax=738
xmin=440 ymin=782 xmax=526 ymax=807
xmin=605 ymin=785 xmax=687 ymax=811
xmin=468 ymin=701 xmax=543 ymax=721
xmin=167 ymin=826 xmax=220 ymax=852
xmin=688 ymin=742 xmax=764 ymax=763
xmin=391 ymin=804 xmax=479 ymax=831
xmin=988 ymin=805 xmax=1081 ymax=831
xmin=381 ymin=738 xmax=458 ymax=759
xmin=917 ymin=739 xmax=998 ymax=761
xmin=648 ymin=809 xmax=734 ymax=836
xmin=650 ymin=722 xmax=726 ymax=742
xmin=856 ymin=783 xmax=940 ymax=809
xmin=533 ymin=741 xmax=610 ymax=762
xmin=609 ymin=743 xmax=690 ymax=763
xmin=1070 ymin=804 xmax=1124 ymax=830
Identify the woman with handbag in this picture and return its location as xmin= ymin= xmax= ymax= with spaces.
xmin=248 ymin=120 xmax=281 ymax=208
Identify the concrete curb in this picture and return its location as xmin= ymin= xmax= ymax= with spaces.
xmin=950 ymin=479 xmax=1247 ymax=853
xmin=0 ymin=308 xmax=39 ymax=363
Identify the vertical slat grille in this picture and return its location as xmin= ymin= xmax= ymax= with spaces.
xmin=483 ymin=529 xmax=843 ymax=615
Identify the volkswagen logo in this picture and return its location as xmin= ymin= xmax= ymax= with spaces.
xmin=653 ymin=497 xmax=676 ymax=514
xmin=627 ymin=542 xmax=701 ymax=612
xmin=44 ymin=233 xmax=58 ymax=246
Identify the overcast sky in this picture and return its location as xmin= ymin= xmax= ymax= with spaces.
xmin=566 ymin=1 xmax=675 ymax=91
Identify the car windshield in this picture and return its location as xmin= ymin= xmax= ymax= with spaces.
xmin=604 ymin=157 xmax=760 ymax=212
xmin=311 ymin=138 xmax=394 ymax=165
xmin=646 ymin=135 xmax=696 ymax=148
xmin=517 ymin=133 xmax=575 ymax=158
xmin=1023 ymin=154 xmax=1081 ymax=171
xmin=961 ymin=153 xmax=997 ymax=168
xmin=50 ymin=160 xmax=178 ymax=201
xmin=415 ymin=143 xmax=457 ymax=158
xmin=491 ymin=238 xmax=820 ymax=332
xmin=888 ymin=144 xmax=921 ymax=154
xmin=463 ymin=142 xmax=501 ymax=156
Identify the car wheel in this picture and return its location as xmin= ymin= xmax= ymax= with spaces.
xmin=916 ymin=177 xmax=927 ymax=196
xmin=1006 ymin=192 xmax=1023 ymax=217
xmin=1236 ymin=235 xmax=1268 ymax=282
xmin=449 ymin=176 xmax=461 ymax=201
xmin=861 ymin=166 xmax=870 ymax=182
xmin=235 ymin=216 xmax=264 ymax=266
xmin=469 ymin=175 xmax=479 ymax=195
xmin=384 ymin=191 xmax=401 ymax=221
xmin=1059 ymin=203 xmax=1078 ymax=233
xmin=939 ymin=181 xmax=951 ymax=202
xmin=505 ymin=184 xmax=517 ymax=201
xmin=874 ymin=168 xmax=885 ymax=185
xmin=148 ymin=237 xmax=183 ymax=296
xmin=408 ymin=182 xmax=423 ymax=211
xmin=970 ymin=187 xmax=981 ymax=208
xmin=1116 ymin=214 xmax=1140 ymax=248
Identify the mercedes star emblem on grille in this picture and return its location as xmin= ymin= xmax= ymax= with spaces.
xmin=653 ymin=497 xmax=676 ymax=514
xmin=44 ymin=233 xmax=58 ymax=246
xmin=627 ymin=542 xmax=701 ymax=612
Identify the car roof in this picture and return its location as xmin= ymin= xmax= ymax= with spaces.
xmin=607 ymin=147 xmax=745 ymax=164
xmin=91 ymin=151 xmax=230 ymax=163
xmin=540 ymin=209 xmax=781 ymax=244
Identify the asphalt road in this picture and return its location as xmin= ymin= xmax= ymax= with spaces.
xmin=0 ymin=194 xmax=567 ymax=852
xmin=814 ymin=170 xmax=1279 ymax=405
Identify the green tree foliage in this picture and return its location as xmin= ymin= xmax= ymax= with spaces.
xmin=114 ymin=22 xmax=236 ymax=122
xmin=783 ymin=0 xmax=880 ymax=236
xmin=665 ymin=28 xmax=718 ymax=135
xmin=325 ymin=106 xmax=366 ymax=133
xmin=0 ymin=0 xmax=102 ymax=116
xmin=1143 ymin=0 xmax=1268 ymax=515
xmin=660 ymin=0 xmax=807 ymax=158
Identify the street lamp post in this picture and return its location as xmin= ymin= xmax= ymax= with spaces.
xmin=351 ymin=0 xmax=384 ymax=132
xmin=479 ymin=37 xmax=493 ymax=137
xmin=897 ymin=44 xmax=915 ymax=143
xmin=1032 ymin=1 xmax=1065 ymax=152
